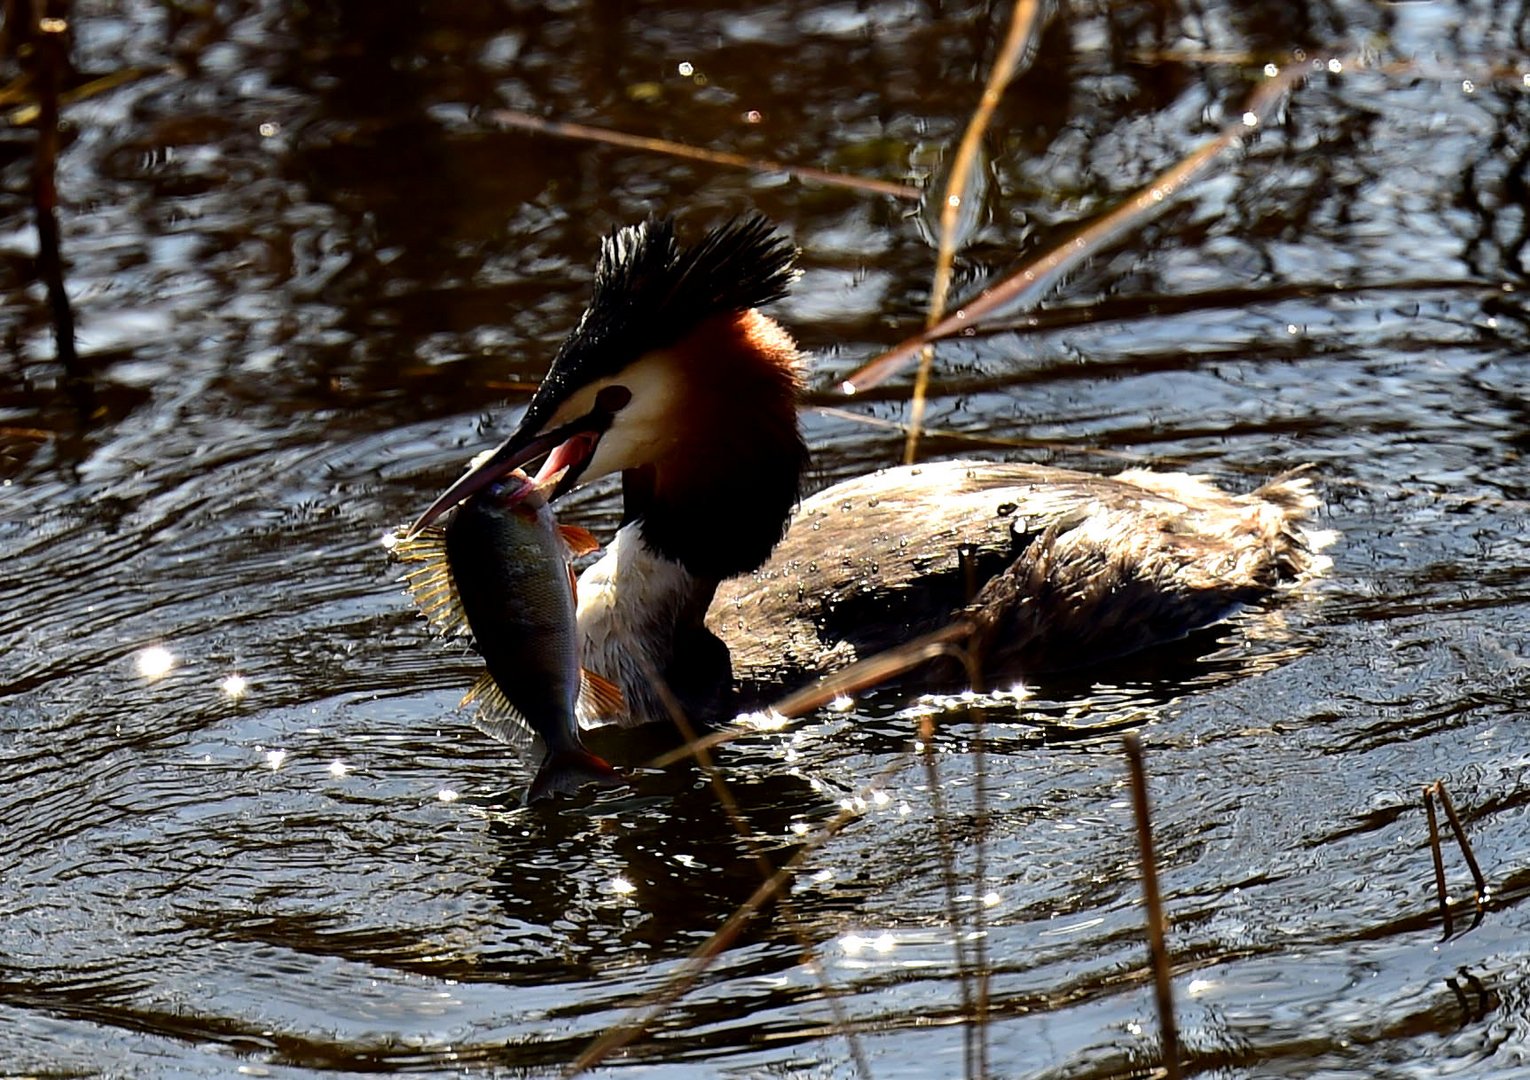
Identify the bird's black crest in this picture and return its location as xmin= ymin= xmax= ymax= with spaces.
xmin=521 ymin=216 xmax=798 ymax=428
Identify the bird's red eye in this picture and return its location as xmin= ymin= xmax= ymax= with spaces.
xmin=596 ymin=385 xmax=632 ymax=412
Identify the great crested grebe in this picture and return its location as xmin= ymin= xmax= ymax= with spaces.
xmin=407 ymin=216 xmax=1331 ymax=724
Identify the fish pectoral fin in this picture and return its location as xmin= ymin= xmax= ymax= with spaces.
xmin=576 ymin=668 xmax=627 ymax=723
xmin=558 ymin=523 xmax=601 ymax=557
xmin=462 ymin=672 xmax=538 ymax=747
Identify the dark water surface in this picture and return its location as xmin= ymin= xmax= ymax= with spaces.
xmin=5 ymin=1 xmax=1530 ymax=1076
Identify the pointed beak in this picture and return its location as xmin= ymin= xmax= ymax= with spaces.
xmin=404 ymin=413 xmax=607 ymax=539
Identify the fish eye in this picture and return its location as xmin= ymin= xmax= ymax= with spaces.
xmin=596 ymin=385 xmax=632 ymax=413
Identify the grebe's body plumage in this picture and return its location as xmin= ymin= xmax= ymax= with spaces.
xmin=710 ymin=460 xmax=1327 ymax=692
xmin=409 ymin=217 xmax=1332 ymax=726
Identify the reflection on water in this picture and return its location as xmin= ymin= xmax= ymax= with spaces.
xmin=5 ymin=0 xmax=1530 ymax=1075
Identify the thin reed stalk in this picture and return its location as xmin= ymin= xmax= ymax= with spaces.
xmin=917 ymin=711 xmax=976 ymax=1075
xmin=647 ymin=623 xmax=976 ymax=770
xmin=811 ymin=405 xmax=1168 ymax=466
xmin=844 ymin=55 xmax=1326 ymax=394
xmin=1123 ymin=733 xmax=1180 ymax=1080
xmin=1432 ymin=781 xmax=1487 ymax=901
xmin=571 ymin=748 xmax=925 ymax=1075
xmin=641 ymin=665 xmax=872 ymax=1079
xmin=1423 ymin=780 xmax=1489 ymax=939
xmin=1423 ymin=784 xmax=1452 ymax=938
xmin=25 ymin=1 xmax=84 ymax=403
xmin=486 ymin=108 xmax=921 ymax=202
xmin=905 ymin=0 xmax=1046 ymax=465
xmin=967 ymin=703 xmax=992 ymax=1080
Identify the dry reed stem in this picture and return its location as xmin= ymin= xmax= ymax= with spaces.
xmin=1432 ymin=781 xmax=1487 ymax=901
xmin=26 ymin=4 xmax=80 ymax=384
xmin=1423 ymin=780 xmax=1488 ymax=939
xmin=901 ymin=17 xmax=1048 ymax=1065
xmin=3 ymin=64 xmax=156 ymax=124
xmin=1423 ymin=784 xmax=1452 ymax=938
xmin=812 ymin=405 xmax=1165 ymax=465
xmin=904 ymin=0 xmax=1045 ymax=466
xmin=570 ymin=749 xmax=924 ymax=1075
xmin=917 ymin=710 xmax=976 ymax=1074
xmin=842 ymin=56 xmax=1324 ymax=394
xmin=966 ymin=702 xmax=992 ymax=1080
xmin=627 ymin=635 xmax=995 ymax=1074
xmin=647 ymin=622 xmax=976 ymax=770
xmin=1123 ymin=732 xmax=1180 ymax=1080
xmin=918 ymin=274 xmax=1493 ymax=342
xmin=638 ymin=664 xmax=872 ymax=1079
xmin=486 ymin=108 xmax=921 ymax=202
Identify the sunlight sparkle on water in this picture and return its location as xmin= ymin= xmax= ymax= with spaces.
xmin=263 ymin=749 xmax=287 ymax=770
xmin=610 ymin=876 xmax=636 ymax=896
xmin=841 ymin=932 xmax=897 ymax=957
xmin=328 ymin=760 xmax=349 ymax=777
xmin=738 ymin=708 xmax=791 ymax=732
xmin=438 ymin=789 xmax=460 ymax=803
xmin=136 ymin=646 xmax=174 ymax=680
xmin=221 ymin=674 xmax=248 ymax=699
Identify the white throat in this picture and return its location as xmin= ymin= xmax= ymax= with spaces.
xmin=575 ymin=522 xmax=716 ymax=727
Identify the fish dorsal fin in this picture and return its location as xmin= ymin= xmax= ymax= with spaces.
xmin=576 ymin=668 xmax=627 ymax=725
xmin=558 ymin=523 xmax=600 ymax=556
xmin=461 ymin=672 xmax=540 ymax=749
xmin=566 ymin=562 xmax=579 ymax=604
xmin=391 ymin=526 xmax=471 ymax=640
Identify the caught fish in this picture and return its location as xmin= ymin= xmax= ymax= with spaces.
xmin=393 ymin=469 xmax=625 ymax=802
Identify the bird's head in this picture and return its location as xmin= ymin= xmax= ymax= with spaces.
xmin=407 ymin=215 xmax=807 ymax=579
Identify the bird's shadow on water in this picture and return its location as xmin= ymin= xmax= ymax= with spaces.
xmin=459 ymin=724 xmax=848 ymax=981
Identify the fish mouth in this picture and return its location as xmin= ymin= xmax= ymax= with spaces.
xmin=405 ymin=414 xmax=607 ymax=538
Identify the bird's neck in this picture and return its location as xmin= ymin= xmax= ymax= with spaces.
xmin=575 ymin=523 xmax=726 ymax=725
xmin=625 ymin=309 xmax=808 ymax=582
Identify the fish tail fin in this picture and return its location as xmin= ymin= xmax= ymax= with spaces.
xmin=525 ymin=747 xmax=624 ymax=804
